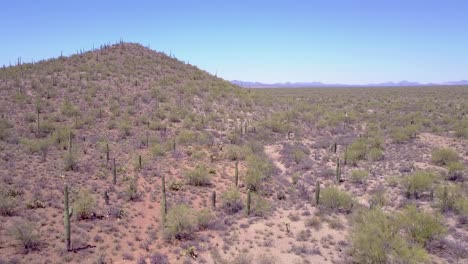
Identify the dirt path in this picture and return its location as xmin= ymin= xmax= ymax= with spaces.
xmin=264 ymin=144 xmax=287 ymax=174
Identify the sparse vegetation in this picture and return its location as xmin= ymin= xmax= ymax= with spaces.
xmin=0 ymin=42 xmax=466 ymax=263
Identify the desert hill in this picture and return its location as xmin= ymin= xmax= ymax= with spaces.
xmin=0 ymin=42 xmax=467 ymax=264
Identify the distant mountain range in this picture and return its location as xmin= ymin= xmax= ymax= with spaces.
xmin=231 ymin=80 xmax=468 ymax=88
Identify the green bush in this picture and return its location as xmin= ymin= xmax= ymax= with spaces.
xmin=250 ymin=193 xmax=270 ymax=217
xmin=397 ymin=205 xmax=445 ymax=245
xmin=320 ymin=186 xmax=354 ymax=213
xmin=221 ymin=187 xmax=243 ymax=214
xmin=51 ymin=126 xmax=72 ymax=149
xmin=292 ymin=147 xmax=307 ymax=164
xmin=10 ymin=220 xmax=40 ymax=252
xmin=350 ymin=208 xmax=428 ymax=264
xmin=163 ymin=204 xmax=196 ymax=240
xmin=391 ymin=125 xmax=419 ymax=143
xmin=0 ymin=118 xmax=13 ymax=141
xmin=244 ymin=154 xmax=275 ymax=191
xmin=61 ymin=100 xmax=78 ymax=117
xmin=63 ymin=151 xmax=77 ymax=171
xmin=118 ymin=118 xmax=132 ymax=137
xmin=184 ymin=165 xmax=212 ymax=186
xmin=447 ymin=162 xmax=464 ymax=181
xmin=436 ymin=184 xmax=468 ymax=216
xmin=347 ymin=138 xmax=367 ymax=165
xmin=0 ymin=191 xmax=17 ymax=216
xmin=74 ymin=189 xmax=95 ymax=220
xmin=22 ymin=138 xmax=52 ymax=160
xmin=405 ymin=170 xmax=438 ymax=198
xmin=368 ymin=147 xmax=384 ymax=161
xmin=350 ymin=170 xmax=369 ymax=184
xmin=431 ymin=148 xmax=459 ymax=166
xmin=196 ymin=208 xmax=215 ymax=229
xmin=176 ymin=129 xmax=198 ymax=145
xmin=225 ymin=144 xmax=250 ymax=161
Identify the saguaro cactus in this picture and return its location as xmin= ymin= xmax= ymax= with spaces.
xmin=113 ymin=158 xmax=117 ymax=185
xmin=315 ymin=181 xmax=320 ymax=206
xmin=106 ymin=143 xmax=109 ymax=163
xmin=138 ymin=155 xmax=142 ymax=171
xmin=235 ymin=161 xmax=239 ymax=187
xmin=211 ymin=190 xmax=216 ymax=208
xmin=161 ymin=176 xmax=167 ymax=219
xmin=68 ymin=131 xmax=72 ymax=151
xmin=344 ymin=146 xmax=348 ymax=165
xmin=336 ymin=158 xmax=341 ymax=184
xmin=246 ymin=189 xmax=251 ymax=216
xmin=36 ymin=109 xmax=40 ymax=137
xmin=64 ymin=184 xmax=73 ymax=251
xmin=172 ymin=138 xmax=176 ymax=153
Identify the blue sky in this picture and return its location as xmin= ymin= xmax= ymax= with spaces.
xmin=2 ymin=0 xmax=468 ymax=84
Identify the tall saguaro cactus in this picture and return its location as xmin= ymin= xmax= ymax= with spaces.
xmin=161 ymin=176 xmax=167 ymax=219
xmin=211 ymin=190 xmax=216 ymax=209
xmin=36 ymin=109 xmax=40 ymax=137
xmin=138 ymin=155 xmax=142 ymax=171
xmin=336 ymin=158 xmax=341 ymax=184
xmin=113 ymin=158 xmax=117 ymax=185
xmin=64 ymin=184 xmax=73 ymax=251
xmin=315 ymin=181 xmax=320 ymax=206
xmin=106 ymin=143 xmax=109 ymax=163
xmin=68 ymin=131 xmax=72 ymax=151
xmin=246 ymin=189 xmax=251 ymax=216
xmin=235 ymin=161 xmax=239 ymax=187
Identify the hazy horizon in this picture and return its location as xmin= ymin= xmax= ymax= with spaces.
xmin=2 ymin=0 xmax=468 ymax=84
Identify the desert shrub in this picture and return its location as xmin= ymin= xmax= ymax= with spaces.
xmin=196 ymin=208 xmax=215 ymax=230
xmin=63 ymin=150 xmax=77 ymax=171
xmin=261 ymin=114 xmax=290 ymax=133
xmin=51 ymin=126 xmax=72 ymax=149
xmin=405 ymin=170 xmax=438 ymax=198
xmin=447 ymin=162 xmax=465 ymax=181
xmin=454 ymin=120 xmax=468 ymax=138
xmin=369 ymin=187 xmax=386 ymax=208
xmin=61 ymin=100 xmax=78 ymax=117
xmin=432 ymin=148 xmax=459 ymax=166
xmin=149 ymin=120 xmax=166 ymax=131
xmin=391 ymin=127 xmax=411 ymax=143
xmin=367 ymin=135 xmax=385 ymax=150
xmin=9 ymin=220 xmax=40 ymax=252
xmin=184 ymin=165 xmax=212 ymax=186
xmin=176 ymin=129 xmax=198 ymax=145
xmin=350 ymin=170 xmax=369 ymax=184
xmin=350 ymin=208 xmax=428 ymax=264
xmin=22 ymin=138 xmax=51 ymax=160
xmin=250 ymin=193 xmax=270 ymax=217
xmin=320 ymin=186 xmax=354 ymax=213
xmin=221 ymin=187 xmax=243 ymax=214
xmin=149 ymin=253 xmax=169 ymax=264
xmin=74 ymin=189 xmax=96 ymax=220
xmin=436 ymin=184 xmax=468 ymax=216
xmin=225 ymin=144 xmax=251 ymax=161
xmin=368 ymin=147 xmax=384 ymax=161
xmin=118 ymin=118 xmax=132 ymax=137
xmin=0 ymin=191 xmax=17 ymax=216
xmin=163 ymin=204 xmax=196 ymax=240
xmin=304 ymin=216 xmax=322 ymax=230
xmin=292 ymin=147 xmax=307 ymax=164
xmin=151 ymin=142 xmax=169 ymax=157
xmin=396 ymin=205 xmax=445 ymax=246
xmin=125 ymin=178 xmax=140 ymax=201
xmin=0 ymin=118 xmax=13 ymax=140
xmin=244 ymin=154 xmax=275 ymax=191
xmin=391 ymin=124 xmax=419 ymax=143
xmin=347 ymin=138 xmax=367 ymax=165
